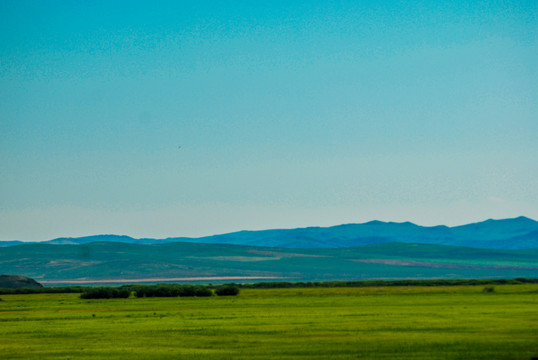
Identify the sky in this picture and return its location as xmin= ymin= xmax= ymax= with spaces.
xmin=1 ymin=0 xmax=537 ymax=241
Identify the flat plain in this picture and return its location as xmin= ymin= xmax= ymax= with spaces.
xmin=1 ymin=285 xmax=537 ymax=359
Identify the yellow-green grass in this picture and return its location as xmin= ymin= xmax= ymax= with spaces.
xmin=1 ymin=285 xmax=537 ymax=359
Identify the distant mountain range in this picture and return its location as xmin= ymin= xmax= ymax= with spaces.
xmin=2 ymin=216 xmax=538 ymax=250
xmin=2 ymin=217 xmax=537 ymax=284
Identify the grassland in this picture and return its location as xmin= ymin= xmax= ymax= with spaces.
xmin=1 ymin=285 xmax=537 ymax=359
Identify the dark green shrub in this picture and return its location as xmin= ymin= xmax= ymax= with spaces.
xmin=116 ymin=289 xmax=131 ymax=298
xmin=80 ymin=287 xmax=130 ymax=299
xmin=178 ymin=285 xmax=197 ymax=297
xmin=133 ymin=284 xmax=213 ymax=298
xmin=154 ymin=284 xmax=180 ymax=297
xmin=482 ymin=286 xmax=495 ymax=293
xmin=215 ymin=284 xmax=240 ymax=296
xmin=80 ymin=287 xmax=112 ymax=299
xmin=134 ymin=285 xmax=175 ymax=298
xmin=133 ymin=286 xmax=149 ymax=298
xmin=194 ymin=286 xmax=213 ymax=297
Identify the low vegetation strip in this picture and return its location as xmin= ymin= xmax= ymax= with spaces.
xmin=1 ymin=277 xmax=537 ymax=295
xmin=238 ymin=277 xmax=538 ymax=289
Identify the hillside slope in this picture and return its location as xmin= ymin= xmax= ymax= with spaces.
xmin=0 ymin=274 xmax=43 ymax=288
xmin=1 ymin=241 xmax=536 ymax=284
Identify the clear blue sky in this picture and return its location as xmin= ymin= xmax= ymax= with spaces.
xmin=1 ymin=1 xmax=537 ymax=240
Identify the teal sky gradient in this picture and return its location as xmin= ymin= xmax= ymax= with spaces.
xmin=1 ymin=1 xmax=537 ymax=240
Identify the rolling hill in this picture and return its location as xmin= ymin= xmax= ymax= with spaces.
xmin=0 ymin=274 xmax=43 ymax=289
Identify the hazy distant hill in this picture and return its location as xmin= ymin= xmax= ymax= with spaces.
xmin=0 ymin=241 xmax=25 ymax=247
xmin=0 ymin=241 xmax=536 ymax=284
xmin=45 ymin=235 xmax=173 ymax=245
xmin=2 ymin=217 xmax=537 ymax=250
xmin=191 ymin=216 xmax=538 ymax=249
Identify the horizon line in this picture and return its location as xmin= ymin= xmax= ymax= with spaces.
xmin=2 ymin=215 xmax=535 ymax=243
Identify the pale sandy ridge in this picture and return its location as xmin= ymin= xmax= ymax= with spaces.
xmin=40 ymin=276 xmax=285 ymax=285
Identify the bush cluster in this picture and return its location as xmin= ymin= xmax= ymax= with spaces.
xmin=215 ymin=284 xmax=240 ymax=296
xmin=132 ymin=284 xmax=213 ymax=298
xmin=80 ymin=287 xmax=131 ymax=299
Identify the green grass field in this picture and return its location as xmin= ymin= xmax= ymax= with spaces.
xmin=1 ymin=285 xmax=537 ymax=359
